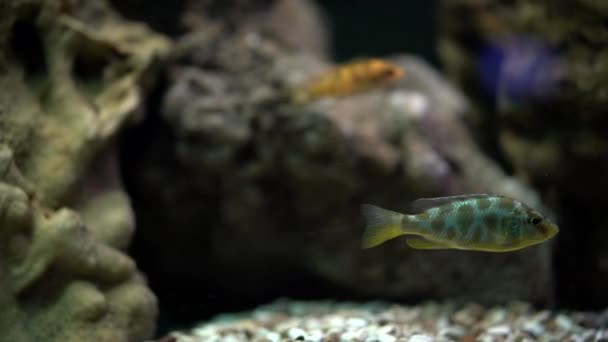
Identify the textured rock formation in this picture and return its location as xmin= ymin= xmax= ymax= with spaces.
xmin=438 ymin=0 xmax=608 ymax=309
xmin=123 ymin=0 xmax=555 ymax=325
xmin=0 ymin=0 xmax=169 ymax=340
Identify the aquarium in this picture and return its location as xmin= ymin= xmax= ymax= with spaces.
xmin=0 ymin=0 xmax=607 ymax=341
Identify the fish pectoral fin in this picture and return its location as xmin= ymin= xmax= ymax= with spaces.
xmin=406 ymin=236 xmax=452 ymax=250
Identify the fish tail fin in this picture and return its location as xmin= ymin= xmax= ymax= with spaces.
xmin=360 ymin=204 xmax=404 ymax=249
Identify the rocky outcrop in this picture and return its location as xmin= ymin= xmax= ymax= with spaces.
xmin=0 ymin=0 xmax=169 ymax=340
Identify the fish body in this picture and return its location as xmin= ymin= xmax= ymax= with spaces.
xmin=361 ymin=194 xmax=559 ymax=252
xmin=292 ymin=58 xmax=405 ymax=103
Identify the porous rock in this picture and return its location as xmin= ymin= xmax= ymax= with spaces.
xmin=0 ymin=0 xmax=169 ymax=340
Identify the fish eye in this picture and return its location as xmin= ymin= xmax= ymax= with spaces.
xmin=529 ymin=217 xmax=542 ymax=225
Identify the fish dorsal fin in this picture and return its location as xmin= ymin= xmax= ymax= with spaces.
xmin=411 ymin=194 xmax=491 ymax=213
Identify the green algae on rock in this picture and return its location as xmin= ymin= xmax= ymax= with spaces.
xmin=0 ymin=0 xmax=169 ymax=340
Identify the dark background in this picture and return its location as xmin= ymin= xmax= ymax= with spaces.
xmin=317 ymin=0 xmax=439 ymax=64
xmin=110 ymin=0 xmax=439 ymax=64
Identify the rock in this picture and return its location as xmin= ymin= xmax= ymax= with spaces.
xmin=123 ymin=0 xmax=555 ymax=323
xmin=0 ymin=0 xmax=169 ymax=340
xmin=438 ymin=0 xmax=608 ymax=309
xmin=181 ymin=0 xmax=330 ymax=58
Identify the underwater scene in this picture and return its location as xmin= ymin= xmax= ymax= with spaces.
xmin=1 ymin=0 xmax=608 ymax=341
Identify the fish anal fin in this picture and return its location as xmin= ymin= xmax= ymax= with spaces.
xmin=406 ymin=236 xmax=452 ymax=250
xmin=411 ymin=194 xmax=492 ymax=212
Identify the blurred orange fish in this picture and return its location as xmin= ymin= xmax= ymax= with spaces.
xmin=292 ymin=58 xmax=405 ymax=103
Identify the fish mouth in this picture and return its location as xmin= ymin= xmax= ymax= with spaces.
xmin=546 ymin=223 xmax=560 ymax=237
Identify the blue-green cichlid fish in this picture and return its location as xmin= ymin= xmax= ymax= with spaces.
xmin=361 ymin=194 xmax=559 ymax=252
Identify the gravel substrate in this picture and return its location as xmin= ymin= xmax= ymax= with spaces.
xmin=160 ymin=300 xmax=608 ymax=342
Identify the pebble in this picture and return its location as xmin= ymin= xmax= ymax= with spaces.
xmin=531 ymin=310 xmax=551 ymax=323
xmin=407 ymin=334 xmax=433 ymax=342
xmin=378 ymin=325 xmax=395 ymax=335
xmin=482 ymin=309 xmax=507 ymax=326
xmin=265 ymin=331 xmax=280 ymax=342
xmin=595 ymin=329 xmax=608 ymax=340
xmin=438 ymin=325 xmax=465 ymax=339
xmin=340 ymin=329 xmax=366 ymax=341
xmin=192 ymin=326 xmax=214 ymax=338
xmin=288 ymin=327 xmax=307 ymax=340
xmin=378 ymin=333 xmax=397 ymax=342
xmin=329 ymin=316 xmax=345 ymax=327
xmin=347 ymin=317 xmax=368 ymax=328
xmin=486 ymin=325 xmax=511 ymax=336
xmin=573 ymin=329 xmax=596 ymax=342
xmin=306 ymin=330 xmax=323 ymax=342
xmin=452 ymin=303 xmax=485 ymax=326
xmin=555 ymin=314 xmax=573 ymax=331
xmin=517 ymin=338 xmax=535 ymax=342
xmin=167 ymin=300 xmax=607 ymax=342
xmin=478 ymin=335 xmax=494 ymax=342
xmin=522 ymin=320 xmax=544 ymax=337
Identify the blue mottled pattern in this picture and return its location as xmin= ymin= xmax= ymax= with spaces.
xmin=402 ymin=196 xmax=534 ymax=250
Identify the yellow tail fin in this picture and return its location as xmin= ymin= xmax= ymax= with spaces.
xmin=360 ymin=204 xmax=404 ymax=249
